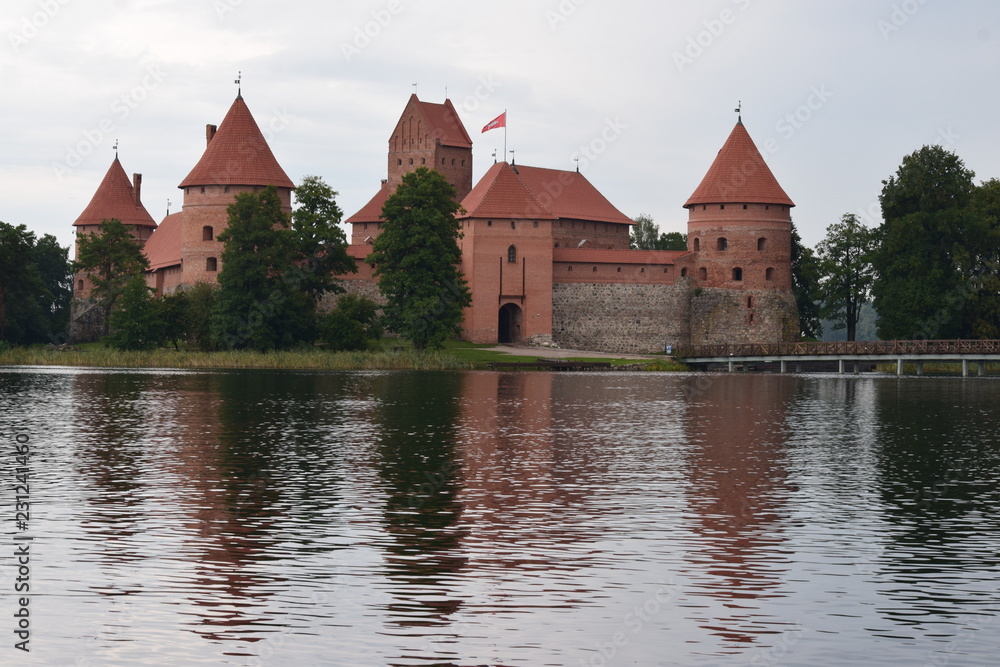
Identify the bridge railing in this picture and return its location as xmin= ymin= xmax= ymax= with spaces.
xmin=676 ymin=340 xmax=1000 ymax=359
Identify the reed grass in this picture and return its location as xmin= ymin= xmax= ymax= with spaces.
xmin=0 ymin=346 xmax=475 ymax=371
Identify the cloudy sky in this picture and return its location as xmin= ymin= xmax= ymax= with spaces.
xmin=2 ymin=0 xmax=998 ymax=252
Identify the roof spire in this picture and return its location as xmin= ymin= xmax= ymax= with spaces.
xmin=735 ymin=100 xmax=742 ymax=124
xmin=235 ymin=70 xmax=242 ymax=98
xmin=412 ymin=82 xmax=418 ymax=97
xmin=113 ymin=138 xmax=119 ymax=159
xmin=509 ymin=149 xmax=515 ymax=165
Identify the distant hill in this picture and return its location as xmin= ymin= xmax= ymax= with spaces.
xmin=819 ymin=303 xmax=880 ymax=341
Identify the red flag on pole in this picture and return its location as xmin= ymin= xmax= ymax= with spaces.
xmin=482 ymin=112 xmax=506 ymax=133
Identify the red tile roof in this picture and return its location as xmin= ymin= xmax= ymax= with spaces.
xmin=345 ymin=181 xmax=391 ymax=224
xmin=143 ymin=212 xmax=183 ymax=270
xmin=459 ymin=162 xmax=634 ymax=225
xmin=178 ymin=95 xmax=294 ymax=189
xmin=403 ymin=95 xmax=472 ymax=148
xmin=73 ymin=158 xmax=157 ymax=228
xmin=684 ymin=121 xmax=794 ymax=208
xmin=553 ymin=248 xmax=690 ymax=264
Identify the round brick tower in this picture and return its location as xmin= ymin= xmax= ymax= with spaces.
xmin=683 ymin=118 xmax=799 ymax=343
xmin=176 ymin=93 xmax=294 ymax=286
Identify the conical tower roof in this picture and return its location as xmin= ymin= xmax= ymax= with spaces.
xmin=684 ymin=120 xmax=794 ymax=208
xmin=73 ymin=157 xmax=157 ymax=228
xmin=179 ymin=95 xmax=294 ymax=189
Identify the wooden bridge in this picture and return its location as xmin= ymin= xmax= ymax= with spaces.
xmin=676 ymin=340 xmax=1000 ymax=376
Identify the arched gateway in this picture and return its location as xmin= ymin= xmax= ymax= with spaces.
xmin=498 ymin=303 xmax=522 ymax=343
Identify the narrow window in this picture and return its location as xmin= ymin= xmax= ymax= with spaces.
xmin=747 ymin=296 xmax=753 ymax=308
xmin=224 ymin=186 xmax=230 ymax=194
xmin=732 ymin=267 xmax=743 ymax=281
xmin=421 ymin=158 xmax=426 ymax=165
xmin=206 ymin=257 xmax=218 ymax=272
xmin=617 ymin=267 xmax=622 ymax=273
xmin=592 ymin=266 xmax=597 ymax=272
xmin=693 ymin=238 xmax=700 ymax=251
xmin=717 ymin=237 xmax=727 ymax=251
xmin=766 ymin=267 xmax=775 ymax=281
xmin=77 ymin=279 xmax=84 ymax=291
xmin=568 ymin=265 xmax=573 ymax=271
xmin=487 ymin=220 xmax=492 ymax=227
xmin=510 ymin=220 xmax=515 ymax=229
xmin=533 ymin=221 xmax=538 ymax=228
xmin=409 ymin=158 xmax=414 ymax=165
xmin=507 ymin=245 xmax=517 ymax=263
xmin=698 ymin=267 xmax=707 ymax=281
xmin=398 ymin=159 xmax=402 ymax=166
xmin=680 ymin=268 xmax=687 ymax=277
xmin=757 ymin=237 xmax=767 ymax=251
xmin=743 ymin=204 xmax=748 ymax=210
xmin=202 ymin=226 xmax=214 ymax=241
xmin=200 ymin=186 xmax=205 ymax=194
xmin=720 ymin=204 xmax=725 ymax=210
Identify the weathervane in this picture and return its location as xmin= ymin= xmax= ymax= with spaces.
xmin=235 ymin=70 xmax=242 ymax=96
xmin=113 ymin=139 xmax=119 ymax=158
xmin=509 ymin=149 xmax=515 ymax=165
xmin=574 ymin=157 xmax=580 ymax=173
xmin=735 ymin=100 xmax=742 ymax=123
xmin=166 ymin=198 xmax=171 ymax=216
xmin=492 ymin=149 xmax=497 ymax=164
xmin=412 ymin=82 xmax=418 ymax=96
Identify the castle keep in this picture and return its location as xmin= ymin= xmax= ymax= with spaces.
xmin=71 ymin=93 xmax=799 ymax=352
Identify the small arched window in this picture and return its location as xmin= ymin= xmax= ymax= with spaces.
xmin=693 ymin=238 xmax=700 ymax=251
xmin=765 ymin=267 xmax=776 ymax=281
xmin=409 ymin=158 xmax=414 ymax=165
xmin=757 ymin=237 xmax=767 ymax=251
xmin=717 ymin=237 xmax=728 ymax=251
xmin=698 ymin=267 xmax=707 ymax=281
xmin=680 ymin=268 xmax=688 ymax=277
xmin=507 ymin=245 xmax=517 ymax=263
xmin=732 ymin=267 xmax=743 ymax=281
xmin=202 ymin=226 xmax=214 ymax=241
xmin=77 ymin=279 xmax=84 ymax=291
xmin=206 ymin=257 xmax=218 ymax=272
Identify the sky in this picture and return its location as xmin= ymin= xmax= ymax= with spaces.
xmin=2 ymin=0 xmax=999 ymax=253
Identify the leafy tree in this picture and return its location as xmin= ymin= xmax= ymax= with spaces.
xmin=872 ymin=145 xmax=979 ymax=339
xmin=0 ymin=222 xmax=40 ymax=342
xmin=630 ymin=214 xmax=687 ymax=250
xmin=658 ymin=231 xmax=688 ymax=251
xmin=32 ymin=234 xmax=72 ymax=341
xmin=321 ymin=294 xmax=383 ymax=351
xmin=156 ymin=290 xmax=189 ymax=351
xmin=964 ymin=178 xmax=1000 ymax=338
xmin=816 ymin=214 xmax=875 ymax=341
xmin=74 ymin=218 xmax=150 ymax=336
xmin=107 ymin=274 xmax=163 ymax=350
xmin=185 ymin=282 xmax=217 ymax=351
xmin=367 ymin=167 xmax=471 ymax=350
xmin=630 ymin=213 xmax=659 ymax=249
xmin=290 ymin=175 xmax=357 ymax=297
xmin=211 ymin=187 xmax=305 ymax=350
xmin=790 ymin=222 xmax=822 ymax=339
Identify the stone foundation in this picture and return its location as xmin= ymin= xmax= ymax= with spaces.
xmin=552 ymin=282 xmax=693 ymax=354
xmin=689 ymin=287 xmax=799 ymax=345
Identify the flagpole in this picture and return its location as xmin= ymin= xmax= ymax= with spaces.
xmin=504 ymin=109 xmax=507 ymax=162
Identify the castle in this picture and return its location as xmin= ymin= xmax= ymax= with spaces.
xmin=71 ymin=92 xmax=799 ymax=352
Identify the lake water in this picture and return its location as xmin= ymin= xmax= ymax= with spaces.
xmin=1 ymin=368 xmax=999 ymax=666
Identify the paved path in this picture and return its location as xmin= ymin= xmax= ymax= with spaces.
xmin=482 ymin=345 xmax=660 ymax=360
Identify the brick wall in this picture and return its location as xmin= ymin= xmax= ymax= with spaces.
xmin=688 ymin=287 xmax=799 ymax=345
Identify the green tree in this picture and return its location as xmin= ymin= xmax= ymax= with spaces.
xmin=74 ymin=218 xmax=150 ymax=336
xmin=629 ymin=214 xmax=687 ymax=250
xmin=964 ymin=178 xmax=1000 ymax=338
xmin=185 ymin=282 xmax=217 ymax=351
xmin=367 ymin=167 xmax=471 ymax=350
xmin=320 ymin=294 xmax=383 ymax=351
xmin=630 ymin=213 xmax=659 ymax=249
xmin=658 ymin=231 xmax=688 ymax=251
xmin=211 ymin=187 xmax=305 ymax=350
xmin=872 ymin=145 xmax=980 ymax=339
xmin=0 ymin=222 xmax=40 ymax=343
xmin=290 ymin=175 xmax=357 ymax=297
xmin=156 ymin=290 xmax=189 ymax=351
xmin=816 ymin=214 xmax=875 ymax=341
xmin=32 ymin=234 xmax=72 ymax=342
xmin=790 ymin=222 xmax=822 ymax=339
xmin=107 ymin=274 xmax=163 ymax=350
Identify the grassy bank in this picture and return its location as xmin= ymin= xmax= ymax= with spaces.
xmin=0 ymin=340 xmax=682 ymax=371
